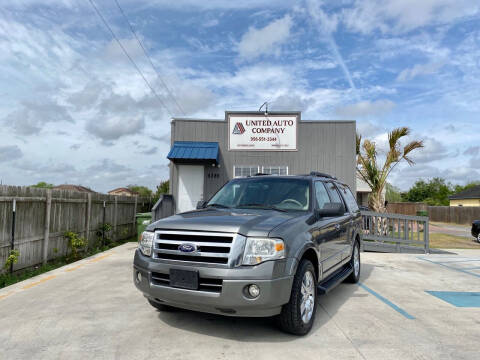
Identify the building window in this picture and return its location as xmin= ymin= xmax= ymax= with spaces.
xmin=233 ymin=166 xmax=288 ymax=177
xmin=262 ymin=166 xmax=288 ymax=175
xmin=234 ymin=166 xmax=260 ymax=177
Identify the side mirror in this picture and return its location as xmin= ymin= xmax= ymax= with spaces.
xmin=196 ymin=200 xmax=207 ymax=209
xmin=316 ymin=202 xmax=344 ymax=218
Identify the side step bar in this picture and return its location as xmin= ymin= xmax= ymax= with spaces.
xmin=317 ymin=264 xmax=353 ymax=295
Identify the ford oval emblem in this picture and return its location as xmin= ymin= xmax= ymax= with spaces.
xmin=178 ymin=243 xmax=197 ymax=253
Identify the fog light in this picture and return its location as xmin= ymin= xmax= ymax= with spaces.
xmin=136 ymin=271 xmax=142 ymax=283
xmin=248 ymin=284 xmax=260 ymax=298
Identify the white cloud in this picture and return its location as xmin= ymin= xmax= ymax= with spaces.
xmin=203 ymin=18 xmax=219 ymax=27
xmin=335 ymin=99 xmax=395 ymax=118
xmin=0 ymin=145 xmax=23 ymax=163
xmin=140 ymin=146 xmax=158 ymax=155
xmin=397 ymin=62 xmax=446 ymax=81
xmin=13 ymin=160 xmax=77 ymax=177
xmin=86 ymin=115 xmax=145 ymax=142
xmin=269 ymin=94 xmax=310 ymax=112
xmin=306 ymin=0 xmax=339 ymax=34
xmin=102 ymin=38 xmax=143 ymax=63
xmin=391 ymin=164 xmax=480 ymax=190
xmin=237 ymin=15 xmax=293 ymax=60
xmin=469 ymin=157 xmax=480 ymax=168
xmin=356 ymin=121 xmax=386 ymax=138
xmin=306 ymin=0 xmax=355 ymax=91
xmin=342 ymin=0 xmax=480 ymax=34
xmin=67 ymin=80 xmax=110 ymax=111
xmin=464 ymin=146 xmax=480 ymax=157
xmin=2 ymin=100 xmax=74 ymax=135
xmin=410 ymin=136 xmax=451 ymax=164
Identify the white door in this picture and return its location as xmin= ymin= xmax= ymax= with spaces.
xmin=177 ymin=165 xmax=204 ymax=213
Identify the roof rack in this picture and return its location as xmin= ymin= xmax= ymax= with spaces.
xmin=253 ymin=173 xmax=270 ymax=176
xmin=309 ymin=171 xmax=337 ymax=179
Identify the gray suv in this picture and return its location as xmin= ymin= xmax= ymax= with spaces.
xmin=133 ymin=172 xmax=362 ymax=335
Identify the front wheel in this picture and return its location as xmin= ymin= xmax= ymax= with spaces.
xmin=346 ymin=240 xmax=361 ymax=283
xmin=277 ymin=259 xmax=317 ymax=335
xmin=477 ymin=233 xmax=480 ymax=243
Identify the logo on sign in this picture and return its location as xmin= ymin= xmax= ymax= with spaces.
xmin=178 ymin=243 xmax=197 ymax=253
xmin=232 ymin=122 xmax=245 ymax=135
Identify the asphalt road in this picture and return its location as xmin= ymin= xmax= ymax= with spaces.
xmin=1 ymin=244 xmax=479 ymax=360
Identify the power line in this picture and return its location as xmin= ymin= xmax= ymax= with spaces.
xmin=113 ymin=0 xmax=186 ymax=116
xmin=86 ymin=0 xmax=173 ymax=117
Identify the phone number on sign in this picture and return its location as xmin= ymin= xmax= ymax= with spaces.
xmin=250 ymin=136 xmax=278 ymax=142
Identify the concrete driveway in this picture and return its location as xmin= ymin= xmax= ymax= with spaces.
xmin=1 ymin=243 xmax=479 ymax=360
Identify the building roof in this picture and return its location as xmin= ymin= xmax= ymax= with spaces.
xmin=449 ymin=185 xmax=480 ymax=200
xmin=171 ymin=117 xmax=355 ymax=124
xmin=108 ymin=187 xmax=138 ymax=195
xmin=53 ymin=184 xmax=95 ymax=193
xmin=167 ymin=141 xmax=219 ymax=163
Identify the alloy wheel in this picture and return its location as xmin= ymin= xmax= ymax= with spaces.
xmin=300 ymin=270 xmax=315 ymax=324
xmin=354 ymin=245 xmax=360 ymax=277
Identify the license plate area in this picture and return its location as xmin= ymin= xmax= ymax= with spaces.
xmin=169 ymin=269 xmax=199 ymax=290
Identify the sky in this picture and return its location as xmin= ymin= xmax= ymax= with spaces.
xmin=0 ymin=0 xmax=479 ymax=193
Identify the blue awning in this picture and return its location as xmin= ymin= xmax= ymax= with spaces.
xmin=167 ymin=141 xmax=219 ymax=163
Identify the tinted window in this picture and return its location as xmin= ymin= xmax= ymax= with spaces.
xmin=208 ymin=177 xmax=310 ymax=211
xmin=325 ymin=182 xmax=343 ymax=205
xmin=337 ymin=183 xmax=360 ymax=212
xmin=314 ymin=182 xmax=330 ymax=209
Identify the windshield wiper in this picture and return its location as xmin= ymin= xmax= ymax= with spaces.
xmin=237 ymin=203 xmax=287 ymax=212
xmin=206 ymin=203 xmax=231 ymax=209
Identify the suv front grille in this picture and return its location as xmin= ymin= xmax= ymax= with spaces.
xmin=153 ymin=230 xmax=235 ymax=265
xmin=151 ymin=272 xmax=223 ymax=293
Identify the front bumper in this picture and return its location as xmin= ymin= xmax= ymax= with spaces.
xmin=133 ymin=250 xmax=294 ymax=317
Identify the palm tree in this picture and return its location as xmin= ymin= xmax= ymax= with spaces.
xmin=356 ymin=127 xmax=423 ymax=212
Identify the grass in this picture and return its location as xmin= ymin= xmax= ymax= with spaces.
xmin=0 ymin=236 xmax=136 ymax=289
xmin=428 ymin=233 xmax=480 ymax=249
xmin=367 ymin=226 xmax=479 ymax=250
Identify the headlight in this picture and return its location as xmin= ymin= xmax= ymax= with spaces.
xmin=242 ymin=237 xmax=285 ymax=265
xmin=139 ymin=231 xmax=154 ymax=257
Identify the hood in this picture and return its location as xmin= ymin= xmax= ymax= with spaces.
xmin=147 ymin=208 xmax=299 ymax=237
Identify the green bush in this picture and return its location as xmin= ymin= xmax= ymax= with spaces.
xmin=4 ymin=249 xmax=20 ymax=270
xmin=64 ymin=231 xmax=87 ymax=260
xmin=95 ymin=223 xmax=113 ymax=246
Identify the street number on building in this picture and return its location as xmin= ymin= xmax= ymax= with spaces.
xmin=228 ymin=114 xmax=298 ymax=151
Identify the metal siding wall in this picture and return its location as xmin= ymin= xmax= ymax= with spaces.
xmin=171 ymin=119 xmax=356 ymax=201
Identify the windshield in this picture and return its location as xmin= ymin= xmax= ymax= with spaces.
xmin=207 ymin=177 xmax=310 ymax=211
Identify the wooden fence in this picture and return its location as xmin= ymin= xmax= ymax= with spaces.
xmin=0 ymin=185 xmax=150 ymax=273
xmin=387 ymin=202 xmax=480 ymax=225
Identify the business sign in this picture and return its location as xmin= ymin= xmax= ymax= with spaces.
xmin=228 ymin=114 xmax=298 ymax=151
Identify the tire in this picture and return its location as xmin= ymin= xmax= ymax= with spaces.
xmin=477 ymin=233 xmax=480 ymax=243
xmin=148 ymin=299 xmax=177 ymax=312
xmin=346 ymin=240 xmax=361 ymax=283
xmin=277 ymin=259 xmax=317 ymax=335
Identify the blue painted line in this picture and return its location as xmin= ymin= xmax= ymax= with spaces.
xmin=426 ymin=291 xmax=480 ymax=307
xmin=417 ymin=257 xmax=480 ymax=279
xmin=359 ymin=283 xmax=415 ymax=319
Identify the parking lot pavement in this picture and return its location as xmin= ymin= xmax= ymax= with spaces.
xmin=1 ymin=244 xmax=480 ymax=360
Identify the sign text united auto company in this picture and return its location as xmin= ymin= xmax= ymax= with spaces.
xmin=228 ymin=114 xmax=298 ymax=151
